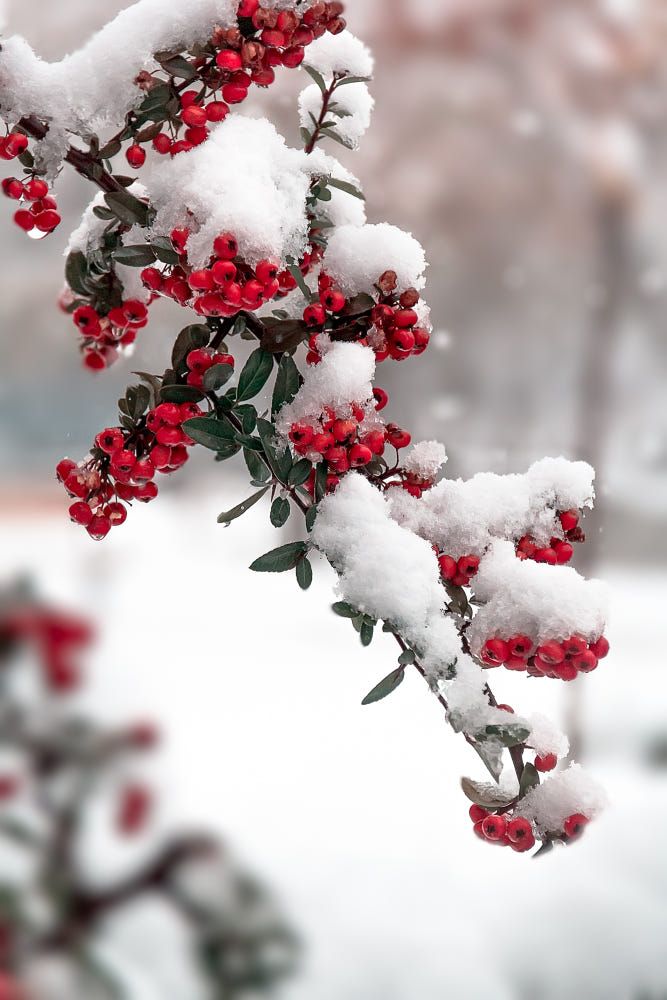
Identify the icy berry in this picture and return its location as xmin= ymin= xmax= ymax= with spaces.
xmin=481 ymin=638 xmax=510 ymax=666
xmin=563 ymin=813 xmax=588 ymax=838
xmin=534 ymin=753 xmax=557 ymax=772
xmin=481 ymin=814 xmax=507 ymax=841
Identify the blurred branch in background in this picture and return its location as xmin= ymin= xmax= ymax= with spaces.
xmin=0 ymin=579 xmax=297 ymax=999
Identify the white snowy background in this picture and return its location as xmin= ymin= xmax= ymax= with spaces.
xmin=2 ymin=0 xmax=667 ymax=997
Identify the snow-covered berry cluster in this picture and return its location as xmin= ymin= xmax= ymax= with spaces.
xmin=3 ymin=0 xmax=612 ymax=856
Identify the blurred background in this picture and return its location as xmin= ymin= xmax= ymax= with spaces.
xmin=1 ymin=0 xmax=666 ymax=996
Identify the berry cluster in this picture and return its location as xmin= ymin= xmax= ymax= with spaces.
xmin=185 ymin=346 xmax=235 ymax=387
xmin=437 ymin=552 xmax=480 ymax=587
xmin=140 ymin=230 xmax=304 ymax=318
xmin=516 ymin=508 xmax=585 ymax=566
xmin=71 ymin=299 xmax=149 ymax=371
xmin=1 ymin=165 xmax=61 ymax=237
xmin=469 ymin=804 xmax=590 ymax=849
xmin=57 ymin=401 xmax=201 ymax=538
xmin=123 ymin=1 xmax=345 ymax=165
xmin=480 ymin=633 xmax=610 ymax=679
xmin=303 ymin=272 xmax=430 ymax=365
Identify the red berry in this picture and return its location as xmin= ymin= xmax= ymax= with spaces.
xmin=282 ymin=45 xmax=305 ymax=67
xmin=559 ymin=509 xmax=579 ymax=532
xmin=373 ymin=387 xmax=389 ymax=410
xmin=181 ymin=104 xmax=208 ymax=127
xmin=255 ymin=260 xmax=278 ymax=284
xmin=2 ymin=177 xmax=24 ymax=199
xmin=216 ymin=49 xmax=243 ymax=71
xmin=132 ymin=458 xmax=155 ymax=482
xmin=361 ymin=429 xmax=386 ymax=455
xmin=141 ymin=267 xmax=163 ymax=290
xmin=135 ymin=482 xmax=159 ymax=502
xmin=468 ymin=804 xmax=488 ymax=823
xmin=573 ymin=649 xmax=598 ymax=673
xmin=457 ymin=554 xmax=479 ymax=578
xmin=117 ymin=784 xmax=151 ymax=835
xmin=536 ymin=640 xmax=565 ymax=665
xmin=393 ymin=308 xmax=418 ymax=329
xmin=56 ymin=458 xmax=76 ymax=482
xmin=126 ymin=143 xmax=146 ymax=168
xmin=506 ymin=816 xmax=533 ymax=843
xmin=349 ymin=443 xmax=373 ymax=467
xmin=110 ymin=449 xmax=136 ymax=475
xmin=14 ymin=210 xmax=35 ymax=232
xmin=534 ymin=753 xmax=557 ymax=772
xmin=438 ymin=554 xmax=457 ymax=581
xmin=69 ymin=501 xmax=93 ymax=526
xmin=590 ymin=636 xmax=610 ymax=659
xmin=213 ymin=232 xmax=238 ymax=259
xmin=386 ymin=425 xmax=411 ymax=449
xmin=222 ymin=82 xmax=249 ymax=104
xmin=96 ymin=427 xmax=125 ymax=454
xmin=508 ymin=634 xmax=533 ymax=658
xmin=187 ymin=348 xmax=214 ymax=373
xmin=87 ymin=515 xmax=111 ymax=540
xmin=481 ymin=638 xmax=510 ymax=666
xmin=152 ymin=133 xmax=172 ymax=154
xmin=563 ymin=813 xmax=588 ymax=838
xmin=206 ymin=101 xmax=230 ymax=122
xmin=320 ymin=288 xmax=346 ymax=312
xmin=390 ymin=328 xmax=415 ymax=354
xmin=105 ymin=502 xmax=127 ymax=526
xmin=562 ymin=635 xmax=587 ymax=658
xmin=481 ymin=814 xmax=507 ymax=841
xmin=554 ymin=541 xmax=574 ymax=564
xmin=289 ymin=422 xmax=314 ymax=447
xmin=304 ymin=303 xmax=327 ymax=327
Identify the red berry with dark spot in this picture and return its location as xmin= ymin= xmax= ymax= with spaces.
xmin=563 ymin=813 xmax=588 ymax=838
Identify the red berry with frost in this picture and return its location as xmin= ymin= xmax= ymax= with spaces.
xmin=386 ymin=425 xmax=411 ymax=449
xmin=105 ymin=502 xmax=127 ymax=526
xmin=56 ymin=458 xmax=76 ymax=482
xmin=559 ymin=509 xmax=579 ymax=532
xmin=349 ymin=444 xmax=373 ymax=467
xmin=481 ymin=638 xmax=510 ymax=666
xmin=290 ymin=422 xmax=314 ymax=447
xmin=69 ymin=502 xmax=93 ymax=526
xmin=438 ymin=554 xmax=457 ymax=580
xmin=181 ymin=104 xmax=208 ymax=127
xmin=87 ymin=515 xmax=111 ymax=540
xmin=320 ymin=288 xmax=346 ymax=312
xmin=508 ymin=634 xmax=533 ymax=658
xmin=535 ymin=753 xmax=557 ymax=772
xmin=373 ymin=387 xmax=388 ymax=411
xmin=213 ymin=232 xmax=238 ymax=259
xmin=573 ymin=649 xmax=598 ymax=673
xmin=537 ymin=640 xmax=565 ymax=665
xmin=141 ymin=267 xmax=163 ymax=290
xmin=563 ymin=813 xmax=588 ymax=838
xmin=562 ymin=635 xmax=587 ymax=658
xmin=96 ymin=428 xmax=125 ymax=454
xmin=255 ymin=260 xmax=278 ymax=284
xmin=216 ymin=49 xmax=243 ymax=71
xmin=457 ymin=555 xmax=479 ymax=578
xmin=135 ymin=482 xmax=159 ymax=502
xmin=332 ymin=419 xmax=357 ymax=444
xmin=362 ymin=429 xmax=386 ymax=455
xmin=304 ymin=303 xmax=326 ymax=327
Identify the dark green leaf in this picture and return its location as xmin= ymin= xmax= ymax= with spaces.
xmin=151 ymin=242 xmax=180 ymax=265
xmin=98 ymin=137 xmax=122 ymax=159
xmin=286 ymin=261 xmax=315 ymax=302
xmin=235 ymin=403 xmax=257 ymax=434
xmin=244 ymin=448 xmax=270 ymax=482
xmin=270 ymin=497 xmax=291 ymax=528
xmin=336 ymin=75 xmax=372 ymax=86
xmin=287 ymin=459 xmax=312 ymax=487
xmin=361 ymin=667 xmax=405 ymax=706
xmin=519 ymin=762 xmax=541 ymax=799
xmin=112 ymin=244 xmax=157 ymax=267
xmin=479 ymin=724 xmax=531 ymax=748
xmin=397 ymin=648 xmax=415 ymax=666
xmin=158 ymin=54 xmax=197 ymax=80
xmin=272 ymin=354 xmax=302 ymax=415
xmin=256 ymin=418 xmax=292 ymax=482
xmin=300 ymin=126 xmax=312 ymax=146
xmin=217 ymin=487 xmax=270 ymax=525
xmin=332 ymin=601 xmax=358 ymax=618
xmin=92 ymin=206 xmax=115 ymax=220
xmin=160 ymin=384 xmax=205 ymax=403
xmin=250 ymin=541 xmax=308 ymax=573
xmin=360 ymin=621 xmax=374 ymax=646
xmin=237 ymin=348 xmax=273 ymax=402
xmin=182 ymin=416 xmax=236 ymax=450
xmin=65 ymin=251 xmax=89 ymax=296
xmin=314 ymin=462 xmax=328 ymax=502
xmin=104 ymin=189 xmax=151 ymax=227
xmin=203 ymin=363 xmax=234 ymax=391
xmin=326 ymin=176 xmax=366 ymax=200
xmin=305 ymin=505 xmax=318 ymax=532
xmin=296 ymin=556 xmax=313 ymax=590
xmin=303 ymin=64 xmax=327 ymax=93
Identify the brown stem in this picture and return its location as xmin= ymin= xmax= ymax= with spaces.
xmin=18 ymin=116 xmax=127 ymax=195
xmin=304 ymin=77 xmax=341 ymax=155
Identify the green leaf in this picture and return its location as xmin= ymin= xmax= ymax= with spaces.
xmin=272 ymin=354 xmax=302 ymax=415
xmin=270 ymin=496 xmax=291 ymax=528
xmin=305 ymin=505 xmax=318 ymax=532
xmin=478 ymin=724 xmax=531 ymax=748
xmin=303 ymin=64 xmax=327 ymax=93
xmin=237 ymin=348 xmax=274 ymax=402
xmin=327 ymin=176 xmax=365 ymax=201
xmin=171 ymin=324 xmax=210 ymax=370
xmin=157 ymin=54 xmax=197 ymax=80
xmin=126 ymin=384 xmax=150 ymax=420
xmin=314 ymin=462 xmax=328 ymax=502
xmin=151 ymin=242 xmax=180 ymax=265
xmin=203 ymin=363 xmax=234 ymax=391
xmin=256 ymin=418 xmax=292 ymax=482
xmin=360 ymin=621 xmax=374 ymax=646
xmin=336 ymin=75 xmax=372 ymax=86
xmin=217 ymin=487 xmax=270 ymax=525
xmin=397 ymin=648 xmax=415 ymax=666
xmin=112 ymin=244 xmax=157 ymax=267
xmin=286 ymin=261 xmax=315 ymax=302
xmin=287 ymin=459 xmax=312 ymax=487
xmin=160 ymin=384 xmax=204 ymax=404
xmin=519 ymin=762 xmax=541 ymax=799
xmin=104 ymin=189 xmax=151 ymax=227
xmin=182 ymin=416 xmax=236 ymax=450
xmin=65 ymin=251 xmax=89 ymax=296
xmin=235 ymin=403 xmax=257 ymax=434
xmin=92 ymin=205 xmax=115 ymax=221
xmin=250 ymin=541 xmax=308 ymax=573
xmin=361 ymin=667 xmax=405 ymax=706
xmin=296 ymin=556 xmax=313 ymax=590
xmin=300 ymin=126 xmax=313 ymax=146
xmin=460 ymin=776 xmax=516 ymax=810
xmin=332 ymin=601 xmax=358 ymax=618
xmin=244 ymin=447 xmax=270 ymax=483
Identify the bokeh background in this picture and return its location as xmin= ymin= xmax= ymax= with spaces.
xmin=1 ymin=0 xmax=667 ymax=996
